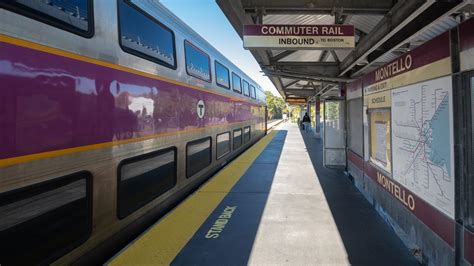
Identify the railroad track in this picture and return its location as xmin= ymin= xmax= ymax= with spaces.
xmin=267 ymin=119 xmax=285 ymax=133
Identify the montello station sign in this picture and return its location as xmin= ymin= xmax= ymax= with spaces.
xmin=243 ymin=24 xmax=355 ymax=49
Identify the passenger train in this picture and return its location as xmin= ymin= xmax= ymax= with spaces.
xmin=0 ymin=0 xmax=267 ymax=264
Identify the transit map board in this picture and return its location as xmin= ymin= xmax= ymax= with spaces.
xmin=391 ymin=76 xmax=454 ymax=218
xmin=243 ymin=24 xmax=355 ymax=49
xmin=362 ymin=32 xmax=455 ymax=219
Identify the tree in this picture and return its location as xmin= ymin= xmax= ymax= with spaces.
xmin=264 ymin=91 xmax=287 ymax=119
xmin=291 ymin=105 xmax=301 ymax=123
xmin=326 ymin=101 xmax=339 ymax=121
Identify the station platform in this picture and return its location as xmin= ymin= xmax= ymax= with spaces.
xmin=108 ymin=123 xmax=419 ymax=265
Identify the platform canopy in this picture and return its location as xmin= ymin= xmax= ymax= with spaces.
xmin=217 ymin=0 xmax=474 ymax=102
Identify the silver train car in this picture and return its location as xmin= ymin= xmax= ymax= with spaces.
xmin=0 ymin=0 xmax=267 ymax=264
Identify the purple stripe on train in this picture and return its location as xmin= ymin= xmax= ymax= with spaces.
xmin=0 ymin=42 xmax=264 ymax=160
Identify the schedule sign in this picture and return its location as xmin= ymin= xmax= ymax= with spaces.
xmin=286 ymin=98 xmax=306 ymax=103
xmin=243 ymin=24 xmax=355 ymax=49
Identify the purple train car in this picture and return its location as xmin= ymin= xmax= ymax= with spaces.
xmin=0 ymin=0 xmax=267 ymax=264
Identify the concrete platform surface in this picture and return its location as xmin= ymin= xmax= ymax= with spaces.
xmin=109 ymin=123 xmax=419 ymax=265
xmin=248 ymin=123 xmax=418 ymax=265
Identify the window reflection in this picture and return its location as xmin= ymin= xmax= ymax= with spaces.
xmin=250 ymin=85 xmax=256 ymax=99
xmin=118 ymin=148 xmax=176 ymax=218
xmin=119 ymin=0 xmax=175 ymax=67
xmin=187 ymin=137 xmax=211 ymax=178
xmin=232 ymin=73 xmax=242 ymax=94
xmin=244 ymin=126 xmax=250 ymax=142
xmin=3 ymin=0 xmax=91 ymax=34
xmin=185 ymin=41 xmax=211 ymax=82
xmin=216 ymin=132 xmax=230 ymax=159
xmin=233 ymin=129 xmax=242 ymax=149
xmin=215 ymin=61 xmax=230 ymax=89
xmin=243 ymin=80 xmax=250 ymax=97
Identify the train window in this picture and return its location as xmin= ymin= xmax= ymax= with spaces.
xmin=243 ymin=80 xmax=250 ymax=97
xmin=0 ymin=0 xmax=93 ymax=37
xmin=232 ymin=73 xmax=242 ymax=94
xmin=185 ymin=41 xmax=211 ymax=82
xmin=0 ymin=172 xmax=92 ymax=265
xmin=215 ymin=61 xmax=230 ymax=89
xmin=117 ymin=148 xmax=177 ymax=218
xmin=216 ymin=132 xmax=231 ymax=159
xmin=244 ymin=126 xmax=251 ymax=143
xmin=250 ymin=85 xmax=256 ymax=99
xmin=187 ymin=137 xmax=212 ymax=178
xmin=119 ymin=0 xmax=176 ymax=69
xmin=233 ymin=129 xmax=242 ymax=149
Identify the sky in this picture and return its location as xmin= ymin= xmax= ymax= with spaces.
xmin=159 ymin=0 xmax=280 ymax=96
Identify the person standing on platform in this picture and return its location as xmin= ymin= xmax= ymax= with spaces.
xmin=302 ymin=112 xmax=311 ymax=133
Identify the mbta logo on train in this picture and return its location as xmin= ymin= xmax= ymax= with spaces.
xmin=197 ymin=100 xmax=205 ymax=119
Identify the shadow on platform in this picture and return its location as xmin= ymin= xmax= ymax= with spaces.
xmin=170 ymin=125 xmax=418 ymax=265
xmin=171 ymin=130 xmax=288 ymax=265
xmin=299 ymin=127 xmax=419 ymax=265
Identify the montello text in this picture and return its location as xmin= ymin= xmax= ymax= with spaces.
xmin=375 ymin=54 xmax=412 ymax=82
xmin=376 ymin=172 xmax=415 ymax=211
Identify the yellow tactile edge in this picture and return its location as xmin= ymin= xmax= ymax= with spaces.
xmin=107 ymin=131 xmax=277 ymax=265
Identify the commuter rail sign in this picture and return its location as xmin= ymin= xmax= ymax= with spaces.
xmin=243 ymin=24 xmax=355 ymax=49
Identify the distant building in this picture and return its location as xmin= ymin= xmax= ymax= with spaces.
xmin=121 ymin=35 xmax=174 ymax=65
xmin=18 ymin=0 xmax=88 ymax=30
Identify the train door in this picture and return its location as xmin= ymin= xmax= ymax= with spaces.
xmin=323 ymin=100 xmax=346 ymax=168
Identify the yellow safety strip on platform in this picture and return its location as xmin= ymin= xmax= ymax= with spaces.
xmin=107 ymin=131 xmax=277 ymax=265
